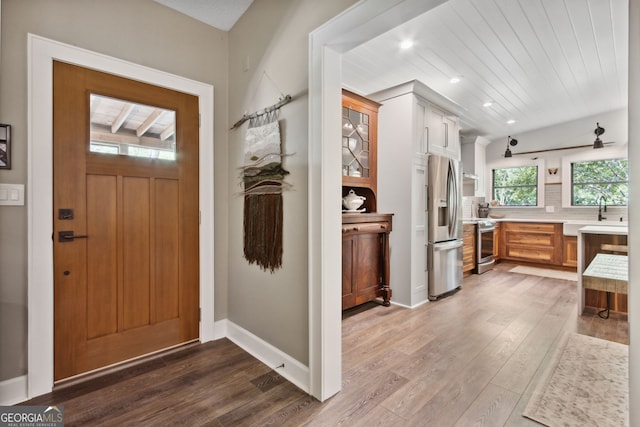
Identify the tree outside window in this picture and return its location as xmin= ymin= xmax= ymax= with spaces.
xmin=572 ymin=159 xmax=628 ymax=206
xmin=492 ymin=166 xmax=538 ymax=206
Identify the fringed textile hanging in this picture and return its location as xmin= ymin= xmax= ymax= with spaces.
xmin=241 ymin=114 xmax=289 ymax=272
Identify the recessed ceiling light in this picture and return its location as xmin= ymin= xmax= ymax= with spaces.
xmin=400 ymin=40 xmax=414 ymax=50
xmin=507 ymin=119 xmax=516 ymax=124
xmin=483 ymin=101 xmax=493 ymax=107
xmin=449 ymin=76 xmax=461 ymax=84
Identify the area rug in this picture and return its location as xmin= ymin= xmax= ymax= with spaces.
xmin=510 ymin=265 xmax=577 ymax=281
xmin=523 ymin=332 xmax=628 ymax=427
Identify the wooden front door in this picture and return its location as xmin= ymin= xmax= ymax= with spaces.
xmin=53 ymin=61 xmax=200 ymax=381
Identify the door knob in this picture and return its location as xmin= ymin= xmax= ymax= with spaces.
xmin=58 ymin=231 xmax=89 ymax=242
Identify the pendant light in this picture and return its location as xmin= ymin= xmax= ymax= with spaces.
xmin=593 ymin=122 xmax=605 ymax=149
xmin=504 ymin=135 xmax=518 ymax=157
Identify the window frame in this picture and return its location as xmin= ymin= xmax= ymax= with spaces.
xmin=561 ymin=145 xmax=628 ymax=208
xmin=492 ymin=165 xmax=539 ymax=206
xmin=571 ymin=158 xmax=628 ymax=206
xmin=487 ymin=158 xmax=545 ymax=208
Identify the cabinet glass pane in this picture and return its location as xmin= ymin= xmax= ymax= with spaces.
xmin=342 ymin=106 xmax=370 ymax=178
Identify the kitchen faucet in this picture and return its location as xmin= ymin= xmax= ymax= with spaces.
xmin=597 ymin=195 xmax=607 ymax=221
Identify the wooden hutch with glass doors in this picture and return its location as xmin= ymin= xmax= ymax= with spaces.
xmin=341 ymin=89 xmax=393 ymax=310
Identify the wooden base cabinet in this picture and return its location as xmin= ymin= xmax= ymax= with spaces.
xmin=493 ymin=221 xmax=501 ymax=261
xmin=463 ymin=223 xmax=476 ymax=274
xmin=342 ymin=213 xmax=392 ymax=310
xmin=502 ymin=222 xmax=562 ymax=265
xmin=562 ymin=235 xmax=578 ymax=267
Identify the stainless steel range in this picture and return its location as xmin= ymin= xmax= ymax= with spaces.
xmin=475 ymin=220 xmax=495 ymax=274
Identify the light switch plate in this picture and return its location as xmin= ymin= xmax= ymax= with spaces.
xmin=0 ymin=183 xmax=25 ymax=206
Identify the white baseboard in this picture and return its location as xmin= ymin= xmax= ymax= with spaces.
xmin=410 ymin=298 xmax=430 ymax=309
xmin=223 ymin=320 xmax=310 ymax=394
xmin=0 ymin=375 xmax=28 ymax=406
xmin=391 ymin=299 xmax=429 ymax=309
xmin=212 ymin=318 xmax=228 ymax=340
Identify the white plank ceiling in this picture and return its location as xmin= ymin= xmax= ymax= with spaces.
xmin=342 ymin=0 xmax=628 ymax=141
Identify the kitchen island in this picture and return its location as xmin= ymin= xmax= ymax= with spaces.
xmin=577 ymin=225 xmax=628 ymax=316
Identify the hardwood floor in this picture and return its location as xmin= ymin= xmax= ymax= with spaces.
xmin=22 ymin=262 xmax=628 ymax=426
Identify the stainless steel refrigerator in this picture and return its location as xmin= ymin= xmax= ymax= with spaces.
xmin=427 ymin=154 xmax=463 ymax=300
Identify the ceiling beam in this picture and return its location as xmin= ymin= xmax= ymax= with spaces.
xmin=136 ymin=109 xmax=163 ymax=137
xmin=160 ymin=123 xmax=175 ymax=141
xmin=111 ymin=103 xmax=135 ymax=134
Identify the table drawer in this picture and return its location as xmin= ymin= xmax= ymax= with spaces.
xmin=342 ymin=221 xmax=390 ymax=234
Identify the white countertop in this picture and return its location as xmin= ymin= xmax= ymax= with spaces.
xmin=462 ymin=216 xmax=628 ymax=227
xmin=462 ymin=218 xmax=571 ymax=225
xmin=578 ymin=225 xmax=628 ymax=235
xmin=461 ymin=218 xmax=628 ymax=236
xmin=490 ymin=218 xmax=566 ymax=223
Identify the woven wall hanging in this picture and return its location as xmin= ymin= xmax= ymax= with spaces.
xmin=240 ymin=111 xmax=291 ymax=272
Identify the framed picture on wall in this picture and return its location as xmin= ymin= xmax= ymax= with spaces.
xmin=0 ymin=124 xmax=10 ymax=169
xmin=546 ymin=166 xmax=560 ymax=184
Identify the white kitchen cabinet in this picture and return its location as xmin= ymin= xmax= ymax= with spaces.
xmin=461 ymin=136 xmax=489 ymax=197
xmin=425 ymin=105 xmax=460 ymax=160
xmin=369 ymin=80 xmax=463 ymax=307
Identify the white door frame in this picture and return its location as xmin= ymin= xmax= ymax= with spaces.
xmin=307 ymin=0 xmax=447 ymax=401
xmin=27 ymin=34 xmax=215 ymax=398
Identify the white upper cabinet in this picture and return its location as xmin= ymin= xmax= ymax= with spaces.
xmin=425 ymin=104 xmax=460 ymax=160
xmin=370 ymin=80 xmax=461 ymax=162
xmin=461 ymin=136 xmax=489 ymax=198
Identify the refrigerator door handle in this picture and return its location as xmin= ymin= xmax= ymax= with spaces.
xmin=447 ymin=159 xmax=458 ymax=237
xmin=425 ymin=184 xmax=429 ymax=212
xmin=433 ymin=240 xmax=463 ymax=251
xmin=453 ymin=170 xmax=459 ymax=234
xmin=425 ymin=244 xmax=429 ymax=272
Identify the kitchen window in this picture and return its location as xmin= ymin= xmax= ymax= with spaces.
xmin=571 ymin=158 xmax=628 ymax=206
xmin=561 ymin=145 xmax=628 ymax=208
xmin=492 ymin=165 xmax=538 ymax=206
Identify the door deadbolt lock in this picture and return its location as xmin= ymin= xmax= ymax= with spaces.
xmin=58 ymin=231 xmax=89 ymax=242
xmin=58 ymin=208 xmax=74 ymax=220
